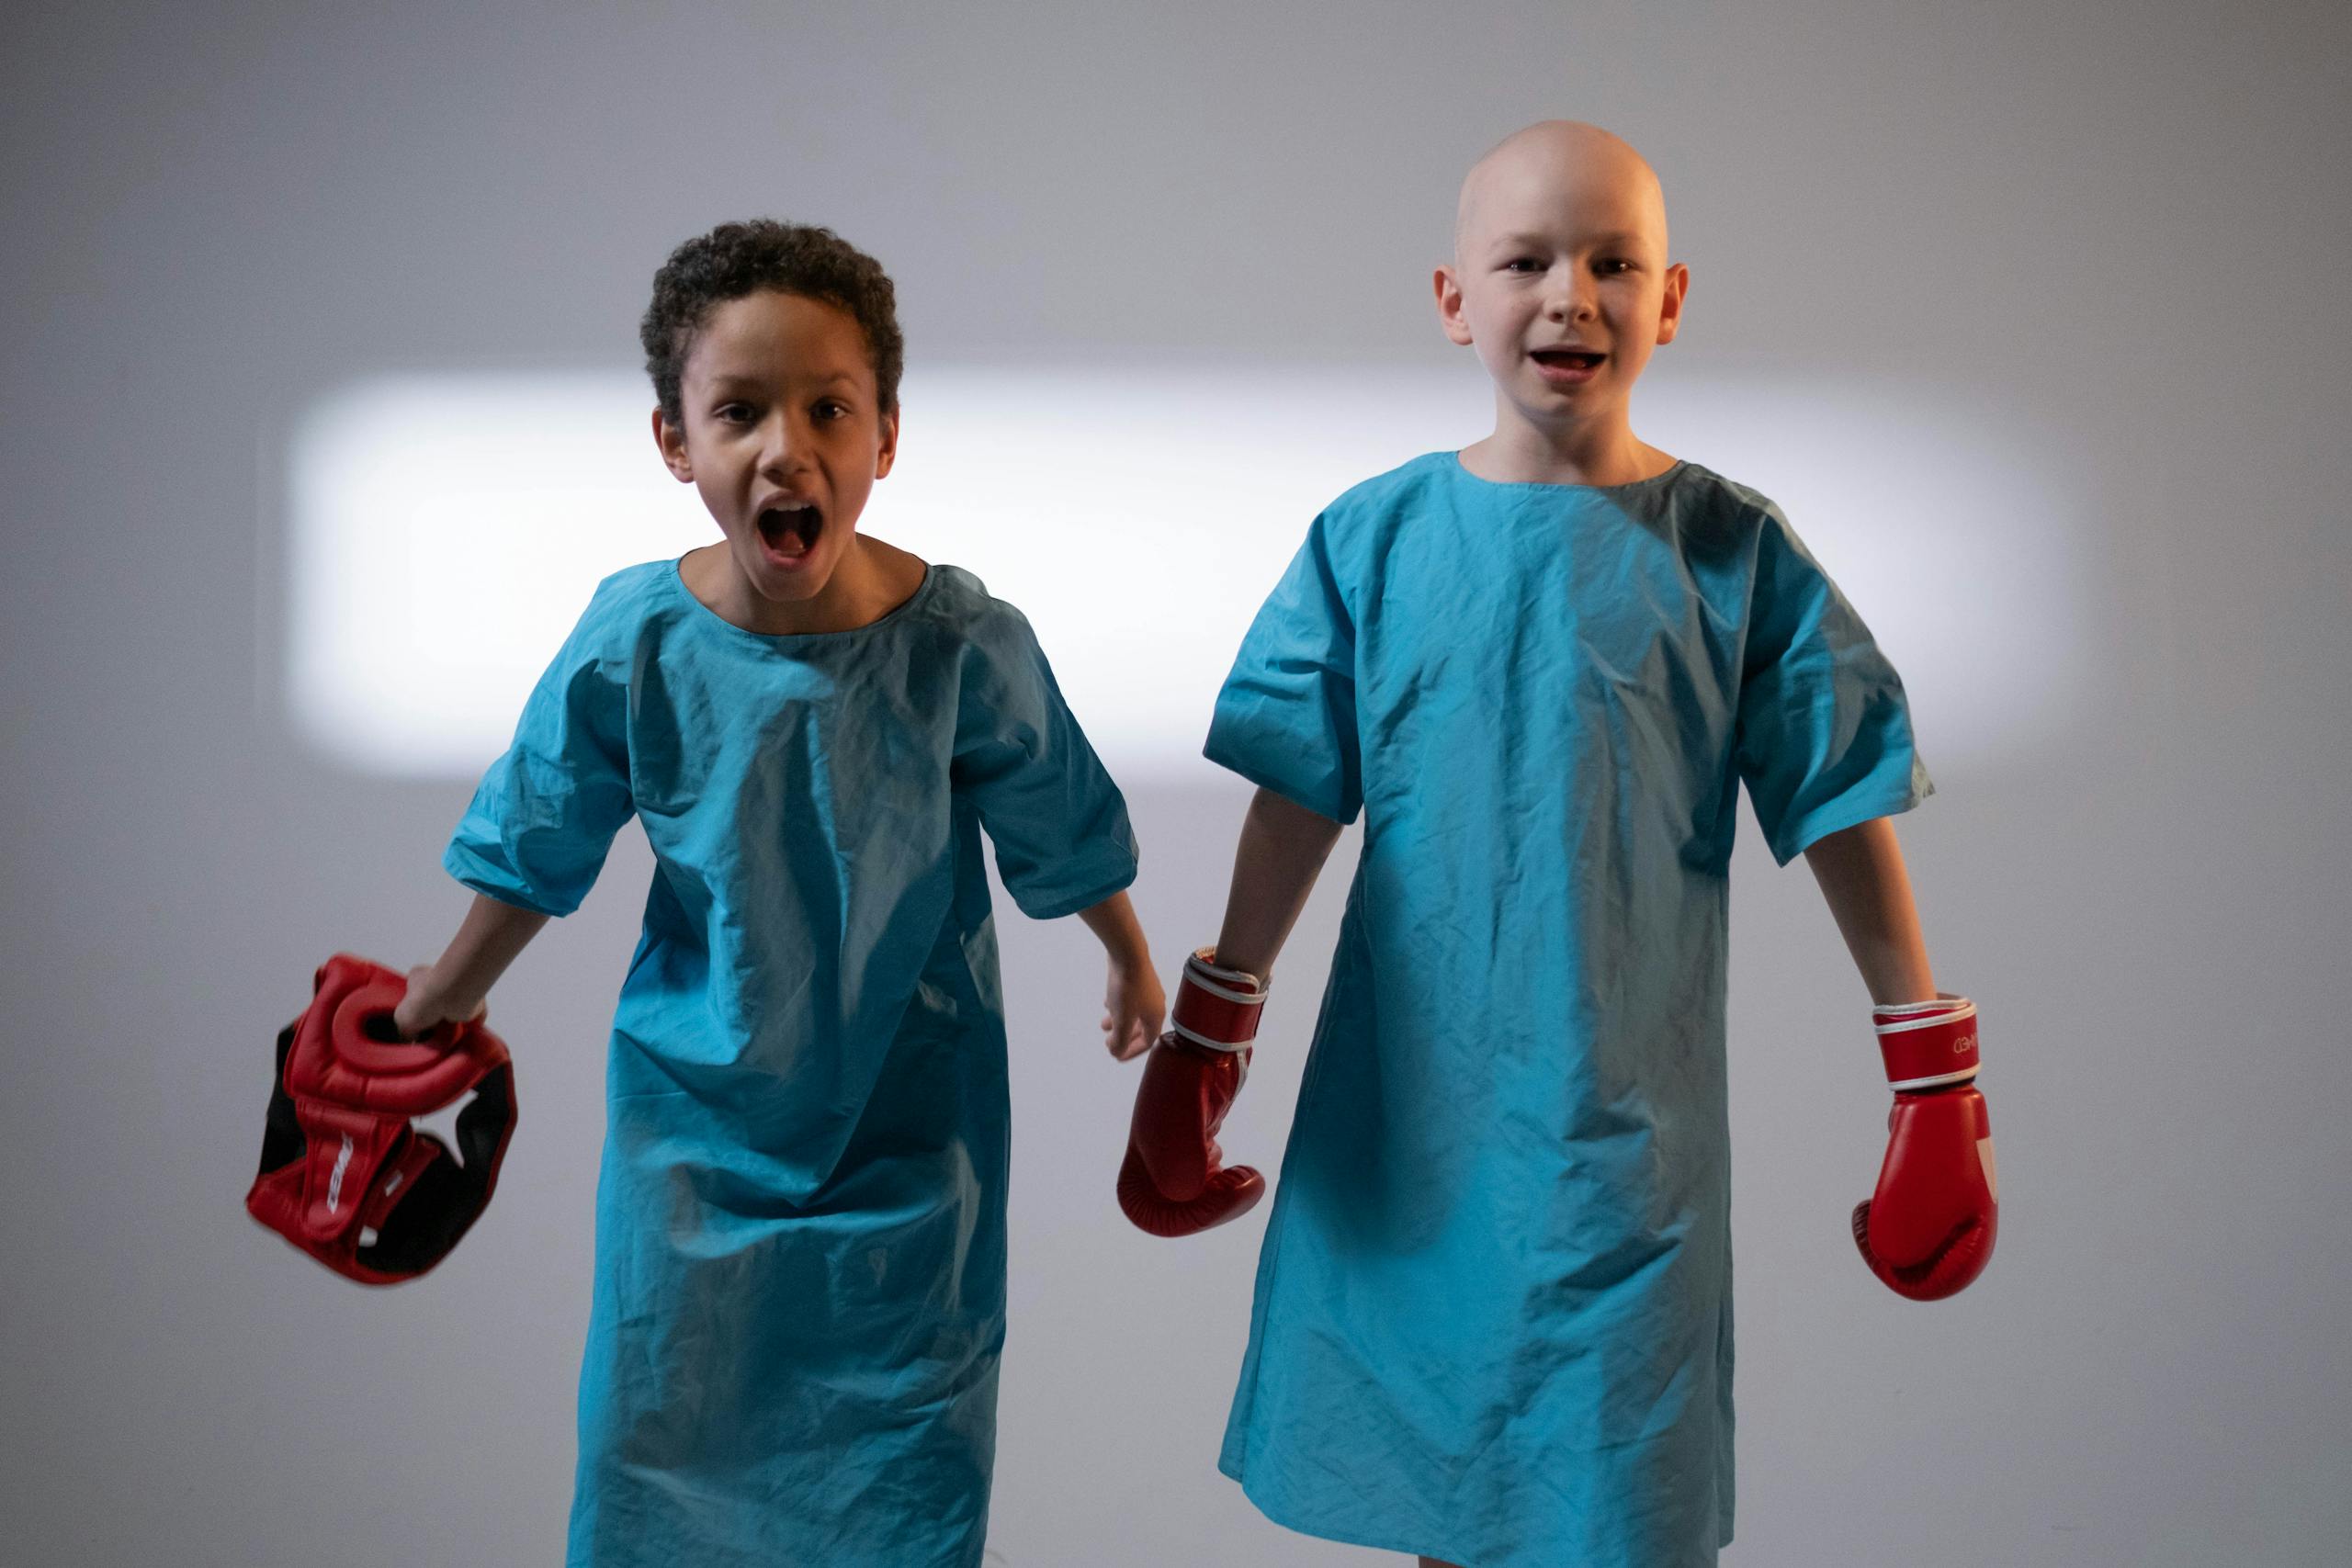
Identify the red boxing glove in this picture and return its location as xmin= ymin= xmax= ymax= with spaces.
xmin=1852 ymin=995 xmax=1998 ymax=1301
xmin=1117 ymin=949 xmax=1268 ymax=1237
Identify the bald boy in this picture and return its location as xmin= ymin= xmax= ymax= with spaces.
xmin=1446 ymin=120 xmax=1687 ymax=486
xmin=1115 ymin=119 xmax=1996 ymax=1568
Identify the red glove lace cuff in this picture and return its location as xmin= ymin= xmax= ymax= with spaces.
xmin=1873 ymin=993 xmax=1980 ymax=1090
xmin=1169 ymin=947 xmax=1266 ymax=1053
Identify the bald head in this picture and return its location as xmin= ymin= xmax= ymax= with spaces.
xmin=1453 ymin=120 xmax=1668 ymax=265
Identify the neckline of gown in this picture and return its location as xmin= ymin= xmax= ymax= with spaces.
xmin=1444 ymin=449 xmax=1690 ymax=494
xmin=664 ymin=555 xmax=940 ymax=649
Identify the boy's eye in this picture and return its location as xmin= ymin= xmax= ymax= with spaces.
xmin=814 ymin=400 xmax=847 ymax=420
xmin=715 ymin=402 xmax=754 ymax=423
xmin=1505 ymin=257 xmax=1544 ymax=273
xmin=1599 ymin=258 xmax=1636 ymax=274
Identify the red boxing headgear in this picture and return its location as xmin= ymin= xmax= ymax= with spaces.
xmin=245 ymin=953 xmax=518 ymax=1285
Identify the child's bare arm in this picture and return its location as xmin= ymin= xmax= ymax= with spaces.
xmin=1810 ymin=816 xmax=2001 ymax=1300
xmin=1114 ymin=787 xmax=1340 ymax=1236
xmin=392 ymin=892 xmax=551 ymax=1037
xmin=1077 ymin=889 xmax=1164 ymax=1060
xmin=1213 ymin=787 xmax=1347 ymax=978
xmin=1801 ymin=817 xmax=1935 ymax=1004
xmin=1076 ymin=887 xmax=1151 ymax=971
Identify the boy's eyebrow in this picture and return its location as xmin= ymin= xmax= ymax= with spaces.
xmin=702 ymin=368 xmax=864 ymax=390
xmin=1487 ymin=228 xmax=1650 ymax=252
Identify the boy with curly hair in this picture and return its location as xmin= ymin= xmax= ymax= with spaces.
xmin=392 ymin=219 xmax=1163 ymax=1567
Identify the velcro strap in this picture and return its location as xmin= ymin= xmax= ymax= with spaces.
xmin=356 ymin=1134 xmax=446 ymax=1232
xmin=1169 ymin=946 xmax=1266 ymax=1052
xmin=1874 ymin=993 xmax=1980 ymax=1090
xmin=291 ymin=1099 xmax=410 ymax=1243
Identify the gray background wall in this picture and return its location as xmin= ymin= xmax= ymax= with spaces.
xmin=5 ymin=3 xmax=2347 ymax=1564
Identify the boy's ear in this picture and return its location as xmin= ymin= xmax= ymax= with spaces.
xmin=1656 ymin=262 xmax=1691 ymax=345
xmin=874 ymin=408 xmax=899 ymax=480
xmin=1432 ymin=265 xmax=1475 ymax=346
xmin=652 ymin=406 xmax=693 ymax=481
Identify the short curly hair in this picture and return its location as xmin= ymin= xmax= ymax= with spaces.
xmin=640 ymin=220 xmax=905 ymax=425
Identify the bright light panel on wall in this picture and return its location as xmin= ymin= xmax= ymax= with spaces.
xmin=286 ymin=368 xmax=2080 ymax=778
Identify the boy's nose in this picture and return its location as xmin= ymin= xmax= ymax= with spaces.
xmin=1545 ymin=268 xmax=1598 ymax=321
xmin=756 ymin=412 xmax=810 ymax=470
xmin=1547 ymin=284 xmax=1597 ymax=321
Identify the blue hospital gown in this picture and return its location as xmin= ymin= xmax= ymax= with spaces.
xmin=1207 ymin=452 xmax=1930 ymax=1568
xmin=444 ymin=558 xmax=1136 ymax=1568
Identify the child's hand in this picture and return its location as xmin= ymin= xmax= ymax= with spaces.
xmin=1100 ymin=955 xmax=1166 ymax=1062
xmin=391 ymin=964 xmax=487 ymax=1042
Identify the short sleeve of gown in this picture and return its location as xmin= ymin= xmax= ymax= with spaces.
xmin=1735 ymin=502 xmax=1933 ymax=865
xmin=1203 ymin=514 xmax=1363 ymax=825
xmin=953 ymin=605 xmax=1139 ymax=920
xmin=443 ymin=596 xmax=636 ymax=917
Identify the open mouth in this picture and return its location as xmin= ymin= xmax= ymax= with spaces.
xmin=1531 ymin=348 xmax=1607 ymax=372
xmin=756 ymin=502 xmax=823 ymax=561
